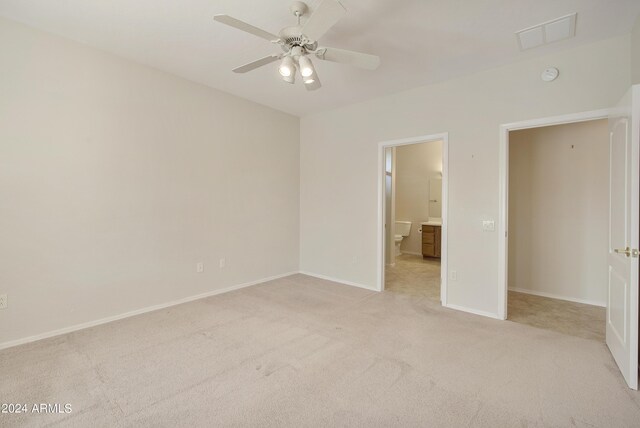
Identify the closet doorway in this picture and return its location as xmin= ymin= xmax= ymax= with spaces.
xmin=506 ymin=118 xmax=609 ymax=341
xmin=498 ymin=89 xmax=640 ymax=390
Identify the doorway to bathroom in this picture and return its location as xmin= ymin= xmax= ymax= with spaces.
xmin=378 ymin=133 xmax=449 ymax=305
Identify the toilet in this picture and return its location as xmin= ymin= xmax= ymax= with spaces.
xmin=394 ymin=221 xmax=412 ymax=256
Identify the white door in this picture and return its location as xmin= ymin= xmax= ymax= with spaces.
xmin=384 ymin=148 xmax=395 ymax=267
xmin=607 ymin=85 xmax=639 ymax=390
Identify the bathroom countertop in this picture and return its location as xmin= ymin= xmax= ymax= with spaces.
xmin=421 ymin=221 xmax=442 ymax=227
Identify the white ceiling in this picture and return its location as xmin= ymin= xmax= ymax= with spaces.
xmin=1 ymin=0 xmax=639 ymax=116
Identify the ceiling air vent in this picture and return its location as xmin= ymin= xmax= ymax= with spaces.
xmin=516 ymin=13 xmax=577 ymax=51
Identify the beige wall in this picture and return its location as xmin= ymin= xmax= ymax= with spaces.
xmin=0 ymin=18 xmax=300 ymax=345
xmin=632 ymin=14 xmax=640 ymax=84
xmin=300 ymin=35 xmax=630 ymax=315
xmin=395 ymin=141 xmax=442 ymax=255
xmin=508 ymin=120 xmax=609 ymax=306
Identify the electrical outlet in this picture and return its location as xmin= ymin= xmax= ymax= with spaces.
xmin=0 ymin=294 xmax=7 ymax=309
xmin=482 ymin=220 xmax=495 ymax=232
xmin=196 ymin=262 xmax=204 ymax=273
xmin=219 ymin=258 xmax=225 ymax=269
xmin=450 ymin=271 xmax=457 ymax=281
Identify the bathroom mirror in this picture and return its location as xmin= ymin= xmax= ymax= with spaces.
xmin=429 ymin=178 xmax=442 ymax=218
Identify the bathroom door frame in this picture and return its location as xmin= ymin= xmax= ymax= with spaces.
xmin=377 ymin=132 xmax=449 ymax=305
xmin=497 ymin=109 xmax=611 ymax=320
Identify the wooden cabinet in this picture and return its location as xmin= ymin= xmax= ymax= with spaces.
xmin=422 ymin=225 xmax=441 ymax=258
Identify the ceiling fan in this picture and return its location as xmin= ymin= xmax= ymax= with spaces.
xmin=213 ymin=0 xmax=381 ymax=90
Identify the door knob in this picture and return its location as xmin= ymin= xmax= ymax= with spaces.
xmin=614 ymin=247 xmax=631 ymax=256
xmin=614 ymin=247 xmax=640 ymax=257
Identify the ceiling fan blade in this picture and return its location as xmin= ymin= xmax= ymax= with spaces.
xmin=301 ymin=0 xmax=346 ymax=42
xmin=214 ymin=15 xmax=279 ymax=41
xmin=315 ymin=47 xmax=380 ymax=70
xmin=232 ymin=55 xmax=281 ymax=73
xmin=305 ymin=75 xmax=322 ymax=91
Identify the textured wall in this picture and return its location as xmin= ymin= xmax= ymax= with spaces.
xmin=0 ymin=18 xmax=300 ymax=345
xmin=509 ymin=120 xmax=608 ymax=306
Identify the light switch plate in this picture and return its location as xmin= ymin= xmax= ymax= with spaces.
xmin=482 ymin=220 xmax=495 ymax=231
xmin=0 ymin=294 xmax=7 ymax=309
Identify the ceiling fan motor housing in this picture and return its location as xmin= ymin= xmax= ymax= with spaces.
xmin=279 ymin=26 xmax=317 ymax=51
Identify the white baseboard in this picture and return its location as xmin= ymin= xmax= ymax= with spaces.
xmin=508 ymin=287 xmax=606 ymax=307
xmin=298 ymin=271 xmax=379 ymax=292
xmin=443 ymin=303 xmax=502 ymax=320
xmin=0 ymin=271 xmax=298 ymax=351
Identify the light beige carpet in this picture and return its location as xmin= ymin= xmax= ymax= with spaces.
xmin=1 ymin=274 xmax=639 ymax=427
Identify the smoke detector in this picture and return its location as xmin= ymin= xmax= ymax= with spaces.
xmin=541 ymin=67 xmax=559 ymax=82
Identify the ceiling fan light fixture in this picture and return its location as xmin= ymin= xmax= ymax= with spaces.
xmin=298 ymin=55 xmax=315 ymax=77
xmin=303 ymin=71 xmax=316 ymax=84
xmin=279 ymin=56 xmax=295 ymax=77
xmin=283 ymin=73 xmax=296 ymax=84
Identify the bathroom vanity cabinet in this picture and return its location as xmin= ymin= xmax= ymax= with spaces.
xmin=422 ymin=225 xmax=441 ymax=258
